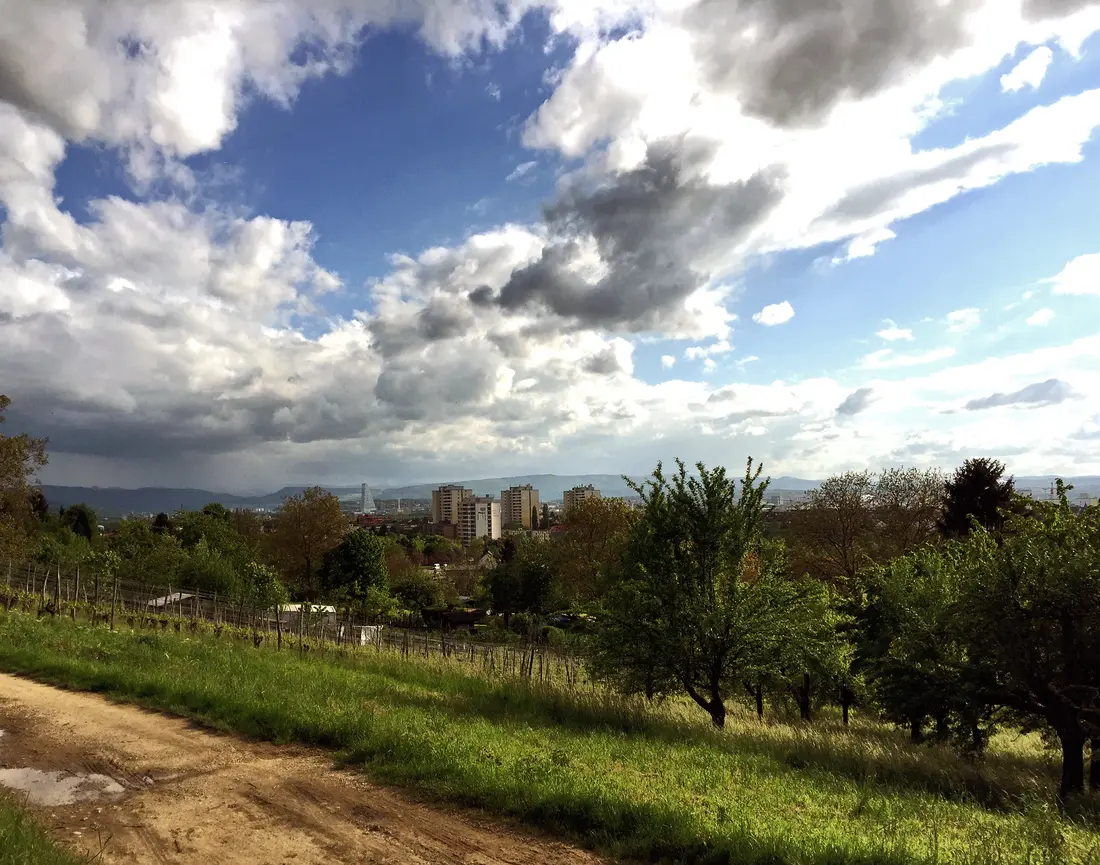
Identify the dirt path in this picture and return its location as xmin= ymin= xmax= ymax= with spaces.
xmin=0 ymin=673 xmax=604 ymax=865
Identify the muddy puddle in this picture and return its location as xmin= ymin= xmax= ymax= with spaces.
xmin=0 ymin=767 xmax=126 ymax=806
xmin=0 ymin=726 xmax=126 ymax=806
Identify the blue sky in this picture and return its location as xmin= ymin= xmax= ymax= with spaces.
xmin=2 ymin=1 xmax=1100 ymax=491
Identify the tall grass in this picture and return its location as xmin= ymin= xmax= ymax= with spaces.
xmin=0 ymin=611 xmax=1098 ymax=864
xmin=0 ymin=795 xmax=82 ymax=865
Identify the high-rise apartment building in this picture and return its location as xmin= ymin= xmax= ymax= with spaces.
xmin=458 ymin=496 xmax=501 ymax=543
xmin=500 ymin=484 xmax=540 ymax=529
xmin=562 ymin=484 xmax=601 ymax=512
xmin=431 ymin=484 xmax=472 ymax=525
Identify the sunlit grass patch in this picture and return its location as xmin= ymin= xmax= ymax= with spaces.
xmin=1 ymin=612 xmax=1098 ymax=864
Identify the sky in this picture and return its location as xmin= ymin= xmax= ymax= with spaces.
xmin=2 ymin=0 xmax=1100 ymax=493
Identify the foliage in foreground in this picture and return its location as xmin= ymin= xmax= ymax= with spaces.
xmin=0 ymin=795 xmax=82 ymax=865
xmin=1 ymin=613 xmax=1098 ymax=865
xmin=591 ymin=459 xmax=847 ymax=727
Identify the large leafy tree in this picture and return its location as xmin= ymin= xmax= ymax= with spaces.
xmin=486 ymin=536 xmax=562 ymax=623
xmin=784 ymin=471 xmax=876 ymax=582
xmin=267 ymin=487 xmax=347 ymax=598
xmin=320 ymin=528 xmax=388 ymax=604
xmin=591 ymin=458 xmax=846 ymax=728
xmin=781 ymin=467 xmax=943 ymax=721
xmin=0 ymin=395 xmax=49 ymax=561
xmin=173 ymin=505 xmax=258 ymax=595
xmin=956 ymin=486 xmax=1100 ymax=800
xmin=783 ymin=468 xmax=943 ymax=583
xmin=107 ymin=518 xmax=186 ymax=589
xmin=939 ymin=457 xmax=1015 ymax=539
xmin=862 ymin=547 xmax=990 ymax=745
xmin=554 ymin=496 xmax=635 ymax=604
xmin=59 ymin=503 xmax=98 ymax=542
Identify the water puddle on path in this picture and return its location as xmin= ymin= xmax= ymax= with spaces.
xmin=0 ymin=768 xmax=126 ymax=806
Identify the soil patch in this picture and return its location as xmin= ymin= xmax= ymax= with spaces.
xmin=0 ymin=672 xmax=605 ymax=865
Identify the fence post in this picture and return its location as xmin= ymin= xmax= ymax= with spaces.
xmin=110 ymin=577 xmax=118 ymax=631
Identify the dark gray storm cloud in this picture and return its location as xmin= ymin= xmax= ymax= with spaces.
xmin=684 ymin=0 xmax=980 ymax=127
xmin=1023 ymin=0 xmax=1099 ymax=18
xmin=373 ymin=353 xmax=496 ymax=421
xmin=836 ymin=386 xmax=876 ymax=416
xmin=964 ymin=378 xmax=1075 ymax=411
xmin=581 ymin=346 xmax=625 ymax=375
xmin=483 ymin=141 xmax=783 ymax=331
xmin=415 ymin=297 xmax=475 ymax=341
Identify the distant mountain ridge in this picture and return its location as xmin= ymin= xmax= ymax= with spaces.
xmin=40 ymin=474 xmax=821 ymax=516
xmin=39 ymin=474 xmax=1098 ymax=517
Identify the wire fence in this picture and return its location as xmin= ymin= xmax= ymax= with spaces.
xmin=0 ymin=559 xmax=588 ymax=687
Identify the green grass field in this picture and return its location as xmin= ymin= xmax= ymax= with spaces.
xmin=0 ymin=795 xmax=82 ymax=865
xmin=0 ymin=612 xmax=1097 ymax=864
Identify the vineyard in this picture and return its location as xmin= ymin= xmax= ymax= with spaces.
xmin=0 ymin=559 xmax=586 ymax=686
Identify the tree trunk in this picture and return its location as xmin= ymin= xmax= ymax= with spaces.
xmin=755 ymin=684 xmax=764 ymax=721
xmin=935 ymin=713 xmax=949 ymax=740
xmin=1058 ymin=726 xmax=1086 ymax=802
xmin=1090 ymin=738 xmax=1100 ymax=792
xmin=797 ymin=673 xmax=812 ymax=722
xmin=710 ymin=698 xmax=726 ymax=729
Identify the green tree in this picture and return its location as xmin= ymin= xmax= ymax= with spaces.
xmin=108 ymin=518 xmax=186 ymax=589
xmin=320 ymin=528 xmax=388 ymax=604
xmin=554 ymin=496 xmax=635 ymax=604
xmin=939 ymin=457 xmax=1015 ymax=539
xmin=956 ymin=485 xmax=1100 ymax=800
xmin=238 ymin=561 xmax=288 ymax=619
xmin=173 ymin=506 xmax=258 ymax=595
xmin=0 ymin=395 xmax=49 ymax=562
xmin=591 ymin=458 xmax=847 ymax=728
xmin=485 ymin=536 xmax=562 ymax=624
xmin=88 ymin=548 xmax=121 ymax=606
xmin=60 ymin=503 xmax=98 ymax=542
xmin=781 ymin=467 xmax=943 ymax=721
xmin=267 ymin=487 xmax=347 ymax=598
xmin=862 ymin=547 xmax=989 ymax=745
xmin=179 ymin=538 xmax=240 ymax=595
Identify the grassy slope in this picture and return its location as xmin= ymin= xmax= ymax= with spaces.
xmin=0 ymin=796 xmax=82 ymax=865
xmin=0 ymin=613 xmax=1095 ymax=864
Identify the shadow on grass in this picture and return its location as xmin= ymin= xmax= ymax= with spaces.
xmin=352 ymin=668 xmax=1062 ymax=816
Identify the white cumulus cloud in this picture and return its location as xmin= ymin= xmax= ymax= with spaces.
xmin=1046 ymin=252 xmax=1100 ymax=295
xmin=876 ymin=320 xmax=915 ymax=341
xmin=1026 ymin=307 xmax=1055 ymax=326
xmin=3 ymin=0 xmax=1100 ymax=487
xmin=1001 ymin=46 xmax=1055 ymax=92
xmin=752 ymin=301 xmax=794 ymax=327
